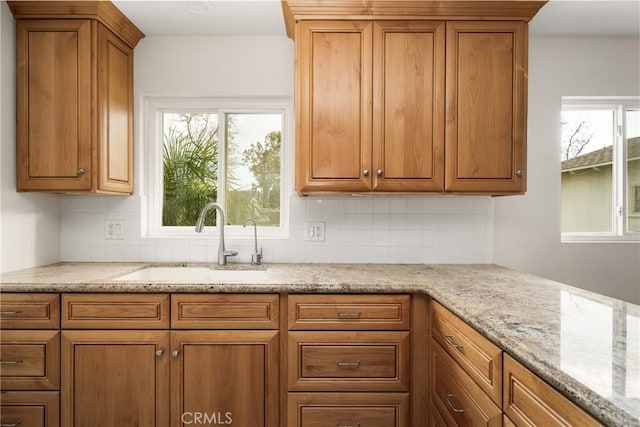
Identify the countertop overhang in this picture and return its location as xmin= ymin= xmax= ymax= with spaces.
xmin=1 ymin=262 xmax=639 ymax=426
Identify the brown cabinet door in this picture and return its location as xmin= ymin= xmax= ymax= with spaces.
xmin=97 ymin=23 xmax=134 ymax=193
xmin=16 ymin=20 xmax=92 ymax=191
xmin=171 ymin=330 xmax=279 ymax=427
xmin=445 ymin=21 xmax=527 ymax=193
xmin=373 ymin=21 xmax=445 ymax=192
xmin=61 ymin=330 xmax=170 ymax=427
xmin=295 ymin=21 xmax=373 ymax=193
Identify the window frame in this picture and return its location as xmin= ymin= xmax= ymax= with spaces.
xmin=560 ymin=96 xmax=640 ymax=242
xmin=142 ymin=96 xmax=292 ymax=238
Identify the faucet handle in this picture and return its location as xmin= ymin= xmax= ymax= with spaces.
xmin=224 ymin=249 xmax=238 ymax=257
xmin=251 ymin=248 xmax=263 ymax=266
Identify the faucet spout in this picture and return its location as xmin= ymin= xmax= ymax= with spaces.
xmin=195 ymin=202 xmax=237 ymax=265
xmin=243 ymin=218 xmax=262 ymax=266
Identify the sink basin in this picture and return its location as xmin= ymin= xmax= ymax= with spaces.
xmin=114 ymin=266 xmax=269 ymax=282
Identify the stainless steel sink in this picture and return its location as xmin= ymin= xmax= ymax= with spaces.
xmin=113 ymin=265 xmax=268 ymax=282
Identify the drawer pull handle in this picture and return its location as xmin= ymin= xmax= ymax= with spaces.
xmin=337 ymin=423 xmax=359 ymax=427
xmin=337 ymin=312 xmax=361 ymax=318
xmin=0 ymin=360 xmax=23 ymax=365
xmin=0 ymin=311 xmax=22 ymax=315
xmin=443 ymin=335 xmax=464 ymax=350
xmin=336 ymin=361 xmax=361 ymax=367
xmin=444 ymin=393 xmax=465 ymax=413
xmin=1 ymin=422 xmax=22 ymax=427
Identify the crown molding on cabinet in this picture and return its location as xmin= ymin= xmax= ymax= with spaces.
xmin=7 ymin=0 xmax=144 ymax=48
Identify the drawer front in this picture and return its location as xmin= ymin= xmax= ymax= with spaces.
xmin=288 ymin=294 xmax=410 ymax=330
xmin=0 ymin=391 xmax=59 ymax=427
xmin=431 ymin=300 xmax=502 ymax=405
xmin=62 ymin=294 xmax=169 ymax=329
xmin=0 ymin=331 xmax=60 ymax=390
xmin=503 ymin=355 xmax=602 ymax=427
xmin=0 ymin=294 xmax=59 ymax=329
xmin=432 ymin=340 xmax=501 ymax=427
xmin=288 ymin=392 xmax=409 ymax=427
xmin=431 ymin=401 xmax=450 ymax=427
xmin=288 ymin=331 xmax=410 ymax=391
xmin=301 ymin=345 xmax=397 ymax=379
xmin=171 ymin=294 xmax=279 ymax=329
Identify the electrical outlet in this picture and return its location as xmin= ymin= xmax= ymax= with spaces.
xmin=105 ymin=220 xmax=125 ymax=240
xmin=304 ymin=222 xmax=325 ymax=242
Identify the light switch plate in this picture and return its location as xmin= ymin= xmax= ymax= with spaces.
xmin=105 ymin=220 xmax=125 ymax=240
xmin=304 ymin=222 xmax=325 ymax=242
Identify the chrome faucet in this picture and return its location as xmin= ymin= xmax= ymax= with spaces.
xmin=243 ymin=219 xmax=263 ymax=266
xmin=195 ymin=202 xmax=238 ymax=265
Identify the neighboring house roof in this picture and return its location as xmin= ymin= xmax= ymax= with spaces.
xmin=561 ymin=136 xmax=640 ymax=172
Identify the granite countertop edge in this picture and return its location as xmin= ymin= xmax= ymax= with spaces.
xmin=1 ymin=262 xmax=638 ymax=427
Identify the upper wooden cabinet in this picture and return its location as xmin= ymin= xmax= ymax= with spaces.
xmin=445 ymin=21 xmax=527 ymax=193
xmin=9 ymin=1 xmax=144 ymax=194
xmin=283 ymin=0 xmax=545 ymax=195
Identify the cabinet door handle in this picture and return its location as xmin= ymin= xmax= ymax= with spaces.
xmin=444 ymin=393 xmax=465 ymax=413
xmin=336 ymin=361 xmax=360 ymax=367
xmin=337 ymin=312 xmax=361 ymax=319
xmin=0 ymin=311 xmax=22 ymax=315
xmin=1 ymin=422 xmax=22 ymax=427
xmin=443 ymin=335 xmax=464 ymax=350
xmin=516 ymin=169 xmax=524 ymax=177
xmin=77 ymin=168 xmax=86 ymax=176
xmin=172 ymin=350 xmax=180 ymax=358
xmin=155 ymin=349 xmax=164 ymax=357
xmin=0 ymin=360 xmax=23 ymax=365
xmin=336 ymin=423 xmax=360 ymax=427
xmin=376 ymin=169 xmax=383 ymax=177
xmin=363 ymin=170 xmax=369 ymax=177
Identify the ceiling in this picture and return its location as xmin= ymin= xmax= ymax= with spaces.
xmin=112 ymin=0 xmax=640 ymax=38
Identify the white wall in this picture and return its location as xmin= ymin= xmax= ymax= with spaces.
xmin=58 ymin=35 xmax=493 ymax=265
xmin=494 ymin=37 xmax=640 ymax=304
xmin=0 ymin=2 xmax=60 ymax=274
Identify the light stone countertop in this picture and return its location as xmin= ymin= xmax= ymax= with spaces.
xmin=1 ymin=262 xmax=638 ymax=426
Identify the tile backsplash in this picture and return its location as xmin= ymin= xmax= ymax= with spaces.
xmin=60 ymin=195 xmax=492 ymax=264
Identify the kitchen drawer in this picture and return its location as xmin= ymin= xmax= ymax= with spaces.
xmin=171 ymin=294 xmax=279 ymax=329
xmin=288 ymin=294 xmax=410 ymax=330
xmin=431 ymin=300 xmax=502 ymax=405
xmin=288 ymin=331 xmax=410 ymax=391
xmin=62 ymin=294 xmax=169 ymax=329
xmin=431 ymin=400 xmax=449 ymax=427
xmin=0 ymin=294 xmax=59 ymax=329
xmin=503 ymin=354 xmax=602 ymax=426
xmin=432 ymin=339 xmax=501 ymax=427
xmin=288 ymin=392 xmax=409 ymax=427
xmin=1 ymin=331 xmax=60 ymax=390
xmin=0 ymin=391 xmax=59 ymax=427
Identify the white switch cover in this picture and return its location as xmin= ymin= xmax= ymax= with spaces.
xmin=304 ymin=222 xmax=325 ymax=242
xmin=105 ymin=220 xmax=125 ymax=240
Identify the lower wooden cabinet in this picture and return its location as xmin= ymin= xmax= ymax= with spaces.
xmin=288 ymin=392 xmax=410 ymax=427
xmin=0 ymin=391 xmax=59 ymax=427
xmin=503 ymin=354 xmax=602 ymax=426
xmin=171 ymin=330 xmax=279 ymax=427
xmin=56 ymin=294 xmax=281 ymax=427
xmin=61 ymin=330 xmax=170 ymax=427
xmin=431 ymin=339 xmax=501 ymax=426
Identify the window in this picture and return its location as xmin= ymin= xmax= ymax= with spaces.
xmin=560 ymin=97 xmax=640 ymax=241
xmin=144 ymin=98 xmax=291 ymax=237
